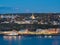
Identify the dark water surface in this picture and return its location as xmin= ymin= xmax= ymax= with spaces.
xmin=0 ymin=35 xmax=60 ymax=45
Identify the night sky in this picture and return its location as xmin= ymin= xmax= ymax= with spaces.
xmin=0 ymin=0 xmax=60 ymax=13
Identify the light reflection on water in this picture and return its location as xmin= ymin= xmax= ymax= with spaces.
xmin=3 ymin=36 xmax=22 ymax=40
xmin=0 ymin=36 xmax=60 ymax=45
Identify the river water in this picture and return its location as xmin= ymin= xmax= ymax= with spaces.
xmin=0 ymin=35 xmax=60 ymax=45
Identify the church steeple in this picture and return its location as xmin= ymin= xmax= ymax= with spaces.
xmin=31 ymin=13 xmax=35 ymax=19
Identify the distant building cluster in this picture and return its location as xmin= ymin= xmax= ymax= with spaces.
xmin=0 ymin=13 xmax=60 ymax=25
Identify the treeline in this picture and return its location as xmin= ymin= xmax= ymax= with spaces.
xmin=0 ymin=23 xmax=59 ymax=31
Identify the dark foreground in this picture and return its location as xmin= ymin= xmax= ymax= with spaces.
xmin=0 ymin=35 xmax=60 ymax=45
